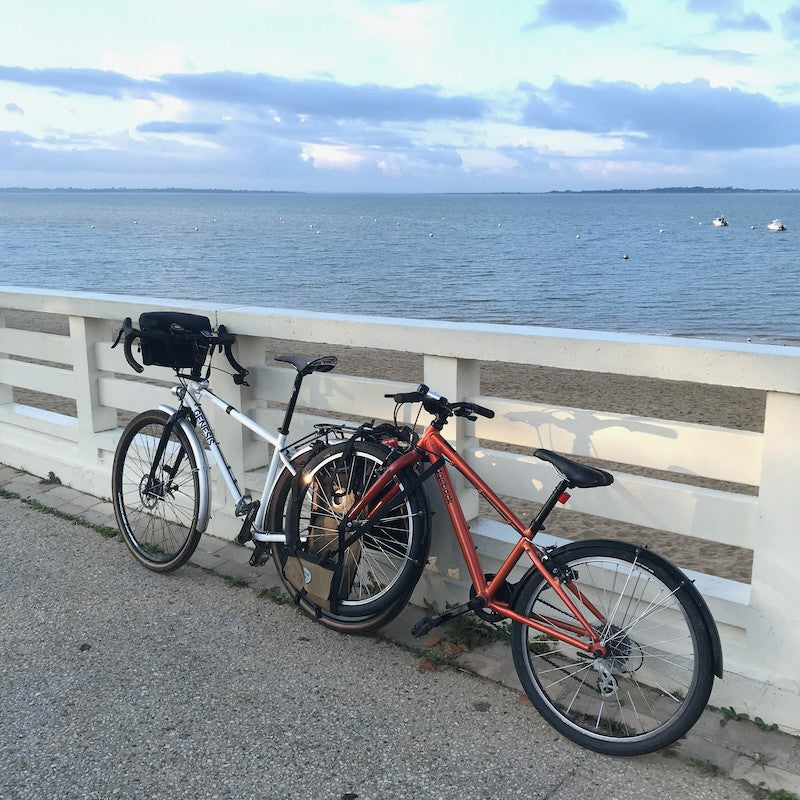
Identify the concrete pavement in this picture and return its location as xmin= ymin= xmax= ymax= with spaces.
xmin=1 ymin=464 xmax=798 ymax=800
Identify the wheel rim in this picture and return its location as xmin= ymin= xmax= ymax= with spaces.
xmin=118 ymin=422 xmax=198 ymax=563
xmin=295 ymin=451 xmax=416 ymax=608
xmin=519 ymin=553 xmax=700 ymax=743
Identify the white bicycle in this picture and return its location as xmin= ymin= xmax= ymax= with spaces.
xmin=111 ymin=311 xmax=341 ymax=575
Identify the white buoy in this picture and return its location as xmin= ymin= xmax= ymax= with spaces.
xmin=659 ymin=229 xmax=664 ymax=234
xmin=576 ymin=234 xmax=581 ymax=239
xmin=623 ymin=254 xmax=629 ymax=260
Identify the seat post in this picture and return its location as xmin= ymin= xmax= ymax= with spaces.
xmin=278 ymin=371 xmax=305 ymax=435
xmin=529 ymin=478 xmax=571 ymax=536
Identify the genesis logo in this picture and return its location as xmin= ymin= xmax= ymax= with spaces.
xmin=193 ymin=408 xmax=216 ymax=446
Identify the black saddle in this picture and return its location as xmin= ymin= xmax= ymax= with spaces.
xmin=275 ymin=354 xmax=337 ymax=376
xmin=534 ymin=449 xmax=614 ymax=489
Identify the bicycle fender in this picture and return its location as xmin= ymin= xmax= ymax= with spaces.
xmin=158 ymin=404 xmax=212 ymax=534
xmin=515 ymin=539 xmax=723 ymax=679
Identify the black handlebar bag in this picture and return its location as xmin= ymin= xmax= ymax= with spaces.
xmin=138 ymin=312 xmax=212 ymax=371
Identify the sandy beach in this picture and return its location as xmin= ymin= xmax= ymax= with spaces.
xmin=3 ymin=308 xmax=762 ymax=583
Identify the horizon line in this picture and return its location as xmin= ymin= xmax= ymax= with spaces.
xmin=1 ymin=185 xmax=798 ymax=195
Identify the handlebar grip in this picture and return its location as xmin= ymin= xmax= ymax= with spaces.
xmin=472 ymin=403 xmax=495 ymax=419
xmin=121 ymin=317 xmax=144 ymax=373
xmin=384 ymin=383 xmax=430 ymax=404
xmin=390 ymin=391 xmax=425 ymax=403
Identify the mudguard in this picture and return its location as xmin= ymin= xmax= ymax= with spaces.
xmin=158 ymin=404 xmax=211 ymax=533
xmin=513 ymin=539 xmax=723 ymax=678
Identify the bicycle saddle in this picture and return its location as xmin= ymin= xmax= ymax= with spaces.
xmin=534 ymin=449 xmax=614 ymax=489
xmin=275 ymin=354 xmax=338 ymax=375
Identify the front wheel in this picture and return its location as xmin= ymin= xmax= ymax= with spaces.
xmin=510 ymin=540 xmax=716 ymax=755
xmin=112 ymin=409 xmax=202 ymax=572
xmin=272 ymin=441 xmax=430 ymax=633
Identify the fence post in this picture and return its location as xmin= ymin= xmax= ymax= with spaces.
xmin=205 ymin=334 xmax=264 ymax=524
xmin=416 ymin=355 xmax=480 ymax=606
xmin=69 ymin=315 xmax=116 ymax=448
xmin=0 ymin=310 xmax=11 ymax=406
xmin=749 ymin=391 xmax=800 ymax=709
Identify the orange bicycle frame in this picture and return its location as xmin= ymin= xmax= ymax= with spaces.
xmin=344 ymin=425 xmax=606 ymax=656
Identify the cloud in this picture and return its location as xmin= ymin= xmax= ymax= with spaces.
xmin=717 ymin=12 xmax=770 ymax=31
xmin=0 ymin=65 xmax=157 ymax=99
xmin=665 ymin=44 xmax=754 ymax=63
xmin=685 ymin=1 xmax=770 ymax=31
xmin=0 ymin=64 xmax=487 ymax=124
xmin=4 ymin=102 xmax=23 ymax=114
xmin=781 ymin=4 xmax=800 ymax=38
xmin=157 ymin=72 xmax=486 ymax=122
xmin=523 ymin=0 xmax=626 ymax=31
xmin=521 ymin=78 xmax=800 ymax=149
xmin=137 ymin=120 xmax=226 ymax=134
xmin=687 ymin=0 xmax=734 ymax=11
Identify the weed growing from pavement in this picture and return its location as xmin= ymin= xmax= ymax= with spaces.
xmin=258 ymin=587 xmax=295 ymax=606
xmin=0 ymin=487 xmax=118 ymax=538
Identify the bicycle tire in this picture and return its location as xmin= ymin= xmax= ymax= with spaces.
xmin=510 ymin=540 xmax=716 ymax=755
xmin=112 ymin=409 xmax=202 ymax=572
xmin=272 ymin=440 xmax=430 ymax=633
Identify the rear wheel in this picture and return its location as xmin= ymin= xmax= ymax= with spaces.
xmin=272 ymin=441 xmax=429 ymax=633
xmin=511 ymin=540 xmax=715 ymax=755
xmin=112 ymin=410 xmax=202 ymax=572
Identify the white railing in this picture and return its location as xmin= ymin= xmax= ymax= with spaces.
xmin=2 ymin=286 xmax=800 ymax=732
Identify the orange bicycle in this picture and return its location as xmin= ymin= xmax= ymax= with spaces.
xmin=273 ymin=384 xmax=722 ymax=755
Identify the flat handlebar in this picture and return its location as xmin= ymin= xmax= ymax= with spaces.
xmin=384 ymin=383 xmax=495 ymax=422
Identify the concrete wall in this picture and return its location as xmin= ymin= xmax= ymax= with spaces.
xmin=2 ymin=286 xmax=799 ymax=732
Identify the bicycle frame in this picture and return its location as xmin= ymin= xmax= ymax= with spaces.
xmin=344 ymin=424 xmax=606 ymax=656
xmin=166 ymin=379 xmax=296 ymax=542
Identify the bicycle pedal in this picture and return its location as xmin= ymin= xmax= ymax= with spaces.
xmin=248 ymin=543 xmax=271 ymax=567
xmin=411 ymin=614 xmax=439 ymax=638
xmin=235 ymin=495 xmax=258 ymax=517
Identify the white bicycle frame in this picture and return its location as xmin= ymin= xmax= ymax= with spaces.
xmin=161 ymin=378 xmax=299 ymax=543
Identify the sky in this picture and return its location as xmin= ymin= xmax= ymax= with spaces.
xmin=2 ymin=0 xmax=800 ymax=192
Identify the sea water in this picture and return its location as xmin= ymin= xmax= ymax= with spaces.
xmin=0 ymin=190 xmax=797 ymax=344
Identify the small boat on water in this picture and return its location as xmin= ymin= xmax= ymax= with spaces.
xmin=712 ymin=216 xmax=728 ymax=227
xmin=767 ymin=219 xmax=787 ymax=232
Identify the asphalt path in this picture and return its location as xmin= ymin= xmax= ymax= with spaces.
xmin=0 ymin=494 xmax=755 ymax=800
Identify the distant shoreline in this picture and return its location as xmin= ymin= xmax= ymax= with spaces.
xmin=0 ymin=186 xmax=798 ymax=195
